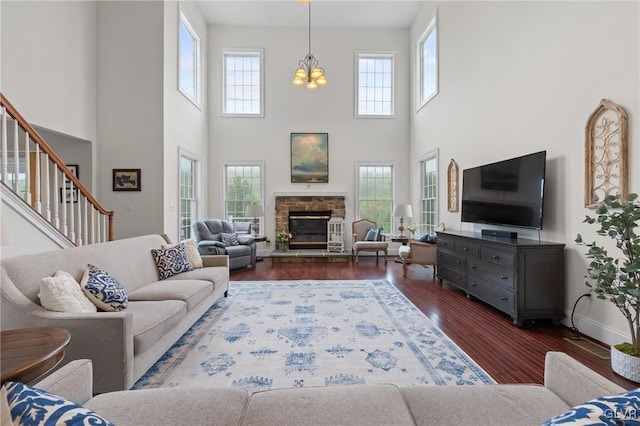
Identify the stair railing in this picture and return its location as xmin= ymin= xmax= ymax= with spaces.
xmin=0 ymin=93 xmax=114 ymax=244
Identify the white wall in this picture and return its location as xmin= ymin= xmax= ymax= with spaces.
xmin=96 ymin=0 xmax=165 ymax=239
xmin=162 ymin=1 xmax=209 ymax=242
xmin=410 ymin=1 xmax=640 ymax=344
xmin=207 ymin=26 xmax=411 ymax=241
xmin=0 ymin=1 xmax=97 ymax=143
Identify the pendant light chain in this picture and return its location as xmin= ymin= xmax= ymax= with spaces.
xmin=292 ymin=0 xmax=327 ymax=90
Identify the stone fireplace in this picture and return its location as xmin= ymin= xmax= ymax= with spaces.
xmin=275 ymin=195 xmax=346 ymax=250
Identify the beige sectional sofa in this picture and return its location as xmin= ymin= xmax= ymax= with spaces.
xmin=0 ymin=234 xmax=229 ymax=393
xmin=32 ymin=352 xmax=626 ymax=425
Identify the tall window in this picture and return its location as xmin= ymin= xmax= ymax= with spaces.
xmin=420 ymin=152 xmax=438 ymax=235
xmin=357 ymin=164 xmax=394 ymax=233
xmin=224 ymin=163 xmax=263 ymax=225
xmin=416 ymin=13 xmax=438 ymax=111
xmin=179 ymin=151 xmax=199 ymax=241
xmin=356 ymin=52 xmax=394 ymax=117
xmin=223 ymin=49 xmax=264 ymax=117
xmin=178 ymin=11 xmax=200 ymax=107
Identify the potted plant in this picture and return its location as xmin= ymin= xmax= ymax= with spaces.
xmin=575 ymin=193 xmax=640 ymax=381
xmin=276 ymin=230 xmax=293 ymax=252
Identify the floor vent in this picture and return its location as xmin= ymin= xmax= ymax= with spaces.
xmin=563 ymin=337 xmax=611 ymax=360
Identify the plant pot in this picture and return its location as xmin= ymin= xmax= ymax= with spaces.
xmin=611 ymin=345 xmax=640 ymax=383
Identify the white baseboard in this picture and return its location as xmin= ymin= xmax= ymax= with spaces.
xmin=562 ymin=309 xmax=629 ymax=347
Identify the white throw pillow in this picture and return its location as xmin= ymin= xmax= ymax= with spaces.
xmin=39 ymin=271 xmax=97 ymax=313
xmin=162 ymin=239 xmax=203 ymax=269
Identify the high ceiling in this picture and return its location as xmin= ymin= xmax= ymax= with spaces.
xmin=195 ymin=1 xmax=425 ymax=29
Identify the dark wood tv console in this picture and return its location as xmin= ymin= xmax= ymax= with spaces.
xmin=436 ymin=230 xmax=565 ymax=326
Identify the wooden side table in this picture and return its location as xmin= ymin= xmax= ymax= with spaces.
xmin=1 ymin=327 xmax=71 ymax=385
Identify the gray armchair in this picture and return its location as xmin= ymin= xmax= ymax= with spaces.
xmin=192 ymin=220 xmax=257 ymax=270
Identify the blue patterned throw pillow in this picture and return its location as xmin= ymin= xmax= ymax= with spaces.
xmin=364 ymin=228 xmax=379 ymax=241
xmin=81 ymin=264 xmax=128 ymax=311
xmin=3 ymin=381 xmax=114 ymax=426
xmin=221 ymin=232 xmax=240 ymax=247
xmin=151 ymin=243 xmax=194 ymax=280
xmin=542 ymin=388 xmax=640 ymax=425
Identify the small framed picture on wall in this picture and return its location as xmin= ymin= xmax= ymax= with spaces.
xmin=113 ymin=169 xmax=141 ymax=191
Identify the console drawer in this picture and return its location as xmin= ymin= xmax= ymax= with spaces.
xmin=455 ymin=242 xmax=479 ymax=258
xmin=437 ymin=250 xmax=466 ymax=272
xmin=438 ymin=266 xmax=466 ymax=290
xmin=468 ymin=277 xmax=516 ymax=314
xmin=481 ymin=247 xmax=515 ymax=268
xmin=468 ymin=261 xmax=515 ymax=289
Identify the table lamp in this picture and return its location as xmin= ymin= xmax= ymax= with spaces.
xmin=245 ymin=204 xmax=264 ymax=236
xmin=393 ymin=204 xmax=413 ymax=237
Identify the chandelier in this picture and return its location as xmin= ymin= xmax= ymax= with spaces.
xmin=292 ymin=0 xmax=327 ymax=89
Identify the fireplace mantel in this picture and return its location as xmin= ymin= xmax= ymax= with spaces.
xmin=273 ymin=191 xmax=347 ymax=199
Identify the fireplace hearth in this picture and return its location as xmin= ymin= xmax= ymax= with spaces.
xmin=288 ymin=210 xmax=331 ymax=249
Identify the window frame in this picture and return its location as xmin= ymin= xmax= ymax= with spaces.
xmin=178 ymin=9 xmax=201 ymax=108
xmin=355 ymin=51 xmax=396 ymax=118
xmin=416 ymin=11 xmax=439 ymax=112
xmin=418 ymin=149 xmax=439 ymax=236
xmin=355 ymin=162 xmax=396 ymax=235
xmin=222 ymin=49 xmax=265 ymax=117
xmin=222 ymin=161 xmax=265 ymax=229
xmin=178 ymin=148 xmax=200 ymax=242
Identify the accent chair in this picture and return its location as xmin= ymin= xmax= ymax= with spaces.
xmin=352 ymin=219 xmax=388 ymax=264
xmin=192 ymin=220 xmax=257 ymax=270
xmin=401 ymin=241 xmax=437 ymax=277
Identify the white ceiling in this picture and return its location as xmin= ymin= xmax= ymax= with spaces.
xmin=195 ymin=1 xmax=425 ymax=29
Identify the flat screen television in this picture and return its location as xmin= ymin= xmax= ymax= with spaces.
xmin=461 ymin=151 xmax=546 ymax=230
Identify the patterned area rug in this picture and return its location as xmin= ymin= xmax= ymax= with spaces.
xmin=133 ymin=280 xmax=494 ymax=392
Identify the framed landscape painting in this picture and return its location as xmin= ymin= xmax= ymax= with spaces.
xmin=291 ymin=133 xmax=328 ymax=183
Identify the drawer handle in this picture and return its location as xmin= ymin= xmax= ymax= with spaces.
xmin=493 ymin=255 xmax=500 ymax=260
xmin=500 ymin=297 xmax=508 ymax=302
xmin=471 ymin=283 xmax=477 ymax=287
xmin=456 ymin=260 xmax=461 ymax=264
xmin=462 ymin=247 xmax=469 ymax=252
xmin=470 ymin=265 xmax=477 ymax=269
xmin=500 ymin=275 xmax=508 ymax=280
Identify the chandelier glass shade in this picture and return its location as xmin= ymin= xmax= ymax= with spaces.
xmin=292 ymin=0 xmax=327 ymax=90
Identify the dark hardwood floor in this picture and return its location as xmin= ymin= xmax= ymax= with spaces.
xmin=232 ymin=257 xmax=637 ymax=389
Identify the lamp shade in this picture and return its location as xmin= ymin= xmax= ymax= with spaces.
xmin=393 ymin=204 xmax=413 ymax=218
xmin=245 ymin=204 xmax=264 ymax=218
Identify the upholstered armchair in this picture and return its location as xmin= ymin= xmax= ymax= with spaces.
xmin=351 ymin=219 xmax=388 ymax=264
xmin=401 ymin=241 xmax=437 ymax=277
xmin=192 ymin=220 xmax=257 ymax=270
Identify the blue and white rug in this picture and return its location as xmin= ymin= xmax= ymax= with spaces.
xmin=134 ymin=280 xmax=494 ymax=392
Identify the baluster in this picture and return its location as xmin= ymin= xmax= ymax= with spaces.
xmin=12 ymin=121 xmax=19 ymax=192
xmin=68 ymin=180 xmax=75 ymax=243
xmin=52 ymin=163 xmax=60 ymax=228
xmin=43 ymin=154 xmax=51 ymax=221
xmin=34 ymin=144 xmax=41 ymax=213
xmin=1 ymin=107 xmax=7 ymax=183
xmin=24 ymin=133 xmax=31 ymax=205
xmin=61 ymin=178 xmax=68 ymax=237
xmin=90 ymin=206 xmax=96 ymax=244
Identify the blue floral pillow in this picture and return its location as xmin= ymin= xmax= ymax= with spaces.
xmin=221 ymin=232 xmax=240 ymax=247
xmin=542 ymin=388 xmax=640 ymax=425
xmin=81 ymin=264 xmax=128 ymax=311
xmin=3 ymin=381 xmax=114 ymax=426
xmin=151 ymin=243 xmax=194 ymax=280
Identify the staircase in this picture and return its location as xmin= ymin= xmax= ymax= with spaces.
xmin=0 ymin=93 xmax=114 ymax=247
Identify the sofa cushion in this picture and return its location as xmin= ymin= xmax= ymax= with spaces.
xmin=221 ymin=232 xmax=240 ymax=246
xmin=162 ymin=239 xmax=203 ymax=269
xmin=243 ymin=384 xmax=415 ymax=426
xmin=401 ymin=384 xmax=570 ymax=426
xmin=81 ymin=264 xmax=128 ymax=312
xmin=3 ymin=381 xmax=114 ymax=426
xmin=39 ymin=270 xmax=97 ymax=313
xmin=166 ymin=267 xmax=229 ymax=286
xmin=127 ymin=300 xmax=187 ymax=355
xmin=128 ymin=280 xmax=213 ymax=312
xmin=151 ymin=244 xmax=194 ymax=280
xmin=86 ymin=387 xmax=249 ymax=426
xmin=542 ymin=388 xmax=640 ymax=425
